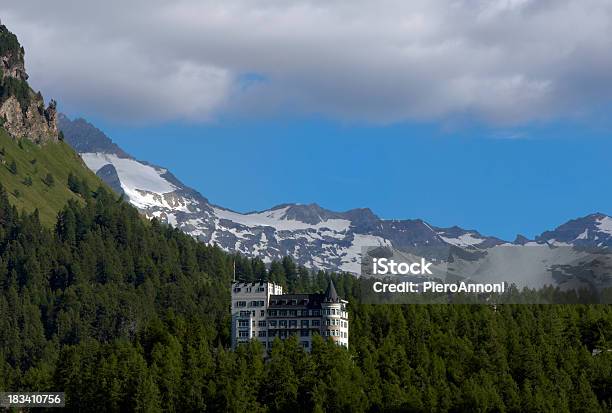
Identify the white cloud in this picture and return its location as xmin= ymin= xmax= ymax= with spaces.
xmin=2 ymin=0 xmax=612 ymax=124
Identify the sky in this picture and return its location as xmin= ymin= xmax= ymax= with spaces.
xmin=1 ymin=0 xmax=612 ymax=240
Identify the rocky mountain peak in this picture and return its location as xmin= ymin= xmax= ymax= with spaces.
xmin=0 ymin=24 xmax=59 ymax=143
xmin=279 ymin=203 xmax=338 ymax=225
xmin=341 ymin=208 xmax=380 ymax=232
xmin=0 ymin=25 xmax=27 ymax=82
xmin=513 ymin=234 xmax=531 ymax=245
xmin=536 ymin=212 xmax=612 ymax=247
xmin=58 ymin=114 xmax=129 ymax=156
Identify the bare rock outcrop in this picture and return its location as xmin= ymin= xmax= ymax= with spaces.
xmin=0 ymin=24 xmax=59 ymax=143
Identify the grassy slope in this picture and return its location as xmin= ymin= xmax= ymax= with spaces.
xmin=0 ymin=127 xmax=105 ymax=226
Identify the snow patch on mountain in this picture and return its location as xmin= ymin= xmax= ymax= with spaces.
xmin=439 ymin=233 xmax=485 ymax=248
xmin=212 ymin=206 xmax=351 ymax=232
xmin=340 ymin=233 xmax=392 ymax=273
xmin=575 ymin=228 xmax=589 ymax=240
xmin=597 ymin=216 xmax=612 ymax=234
xmin=81 ymin=153 xmax=176 ymax=193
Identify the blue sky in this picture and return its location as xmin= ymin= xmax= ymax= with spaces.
xmin=90 ymin=115 xmax=612 ymax=241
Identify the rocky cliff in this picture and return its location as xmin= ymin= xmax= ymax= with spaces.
xmin=0 ymin=24 xmax=58 ymax=143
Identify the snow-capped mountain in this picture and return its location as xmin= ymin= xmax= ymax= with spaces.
xmin=58 ymin=114 xmax=611 ymax=278
xmin=536 ymin=213 xmax=612 ymax=248
xmin=59 ymin=115 xmax=508 ymax=272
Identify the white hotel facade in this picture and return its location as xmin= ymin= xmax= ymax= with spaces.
xmin=231 ymin=280 xmax=349 ymax=351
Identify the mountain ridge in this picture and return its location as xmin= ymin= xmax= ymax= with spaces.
xmin=58 ymin=113 xmax=612 ymax=273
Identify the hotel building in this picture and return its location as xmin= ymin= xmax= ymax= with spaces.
xmin=231 ymin=280 xmax=349 ymax=351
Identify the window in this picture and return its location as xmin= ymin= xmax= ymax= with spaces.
xmin=301 ymin=320 xmax=309 ymax=328
xmin=258 ymin=320 xmax=266 ymax=327
xmin=236 ymin=301 xmax=247 ymax=307
xmin=269 ymin=310 xmax=277 ymax=316
xmin=301 ymin=330 xmax=309 ymax=337
xmin=239 ymin=331 xmax=249 ymax=338
xmin=279 ymin=310 xmax=287 ymax=316
xmin=238 ymin=320 xmax=249 ymax=327
xmin=279 ymin=320 xmax=287 ymax=327
xmin=258 ymin=300 xmax=265 ymax=306
xmin=257 ymin=287 xmax=264 ymax=292
xmin=233 ymin=287 xmax=241 ymax=293
xmin=312 ymin=320 xmax=320 ymax=327
xmin=269 ymin=320 xmax=277 ymax=327
xmin=240 ymin=311 xmax=250 ymax=317
xmin=258 ymin=331 xmax=267 ymax=337
xmin=289 ymin=320 xmax=297 ymax=328
xmin=312 ymin=310 xmax=320 ymax=316
xmin=260 ymin=310 xmax=265 ymax=317
xmin=301 ymin=341 xmax=309 ymax=348
xmin=289 ymin=310 xmax=297 ymax=317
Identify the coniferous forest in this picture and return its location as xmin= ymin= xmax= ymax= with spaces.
xmin=0 ymin=184 xmax=611 ymax=412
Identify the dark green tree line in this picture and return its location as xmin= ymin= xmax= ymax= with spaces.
xmin=0 ymin=183 xmax=611 ymax=412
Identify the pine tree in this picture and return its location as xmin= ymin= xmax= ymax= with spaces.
xmin=134 ymin=374 xmax=163 ymax=413
xmin=262 ymin=339 xmax=299 ymax=412
xmin=8 ymin=159 xmax=17 ymax=174
xmin=43 ymin=173 xmax=54 ymax=187
xmin=67 ymin=172 xmax=81 ymax=194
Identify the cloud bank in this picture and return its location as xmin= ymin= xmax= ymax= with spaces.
xmin=2 ymin=0 xmax=612 ymax=124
